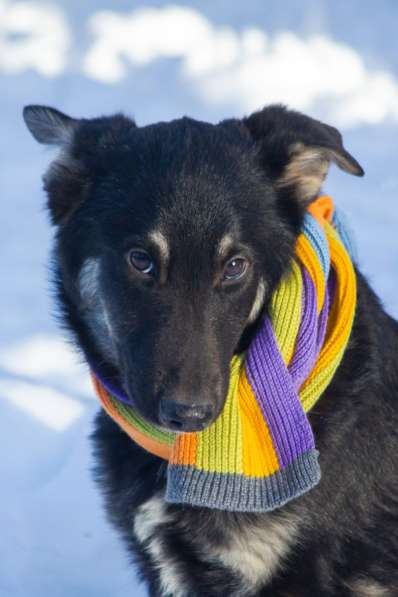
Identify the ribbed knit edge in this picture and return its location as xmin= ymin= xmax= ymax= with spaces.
xmin=165 ymin=449 xmax=320 ymax=512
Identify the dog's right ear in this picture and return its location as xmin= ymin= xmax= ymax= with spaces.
xmin=23 ymin=105 xmax=89 ymax=225
xmin=23 ymin=105 xmax=77 ymax=147
xmin=24 ymin=105 xmax=138 ymax=225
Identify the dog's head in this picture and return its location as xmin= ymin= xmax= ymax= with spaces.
xmin=23 ymin=104 xmax=363 ymax=432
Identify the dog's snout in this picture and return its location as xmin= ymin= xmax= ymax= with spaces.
xmin=158 ymin=399 xmax=214 ymax=432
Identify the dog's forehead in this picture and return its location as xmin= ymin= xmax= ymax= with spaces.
xmin=130 ymin=117 xmax=253 ymax=185
xmin=102 ymin=122 xmax=250 ymax=227
xmin=88 ymin=116 xmax=271 ymax=260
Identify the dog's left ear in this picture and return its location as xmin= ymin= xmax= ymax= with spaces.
xmin=243 ymin=105 xmax=364 ymax=203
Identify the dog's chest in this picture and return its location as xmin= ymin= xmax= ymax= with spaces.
xmin=208 ymin=510 xmax=298 ymax=588
xmin=133 ymin=494 xmax=299 ymax=596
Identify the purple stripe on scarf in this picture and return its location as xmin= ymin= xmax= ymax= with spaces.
xmin=90 ymin=366 xmax=132 ymax=405
xmin=316 ymin=282 xmax=330 ymax=353
xmin=244 ymin=264 xmax=336 ymax=469
xmin=246 ymin=318 xmax=315 ymax=468
xmin=288 ymin=268 xmax=318 ymax=389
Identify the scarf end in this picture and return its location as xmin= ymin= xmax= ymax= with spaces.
xmin=165 ymin=449 xmax=321 ymax=512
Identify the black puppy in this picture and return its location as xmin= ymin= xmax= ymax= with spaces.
xmin=24 ymin=104 xmax=398 ymax=596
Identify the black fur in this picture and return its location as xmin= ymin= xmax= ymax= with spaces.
xmin=24 ymin=104 xmax=398 ymax=596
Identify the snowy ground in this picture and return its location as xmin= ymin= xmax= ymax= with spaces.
xmin=1 ymin=2 xmax=397 ymax=596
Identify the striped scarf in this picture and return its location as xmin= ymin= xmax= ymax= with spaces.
xmin=92 ymin=195 xmax=357 ymax=512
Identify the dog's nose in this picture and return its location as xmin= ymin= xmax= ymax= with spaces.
xmin=158 ymin=399 xmax=214 ymax=432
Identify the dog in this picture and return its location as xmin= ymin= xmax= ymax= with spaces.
xmin=23 ymin=104 xmax=398 ymax=596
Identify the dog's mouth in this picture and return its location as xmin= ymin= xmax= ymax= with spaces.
xmin=157 ymin=419 xmax=212 ymax=434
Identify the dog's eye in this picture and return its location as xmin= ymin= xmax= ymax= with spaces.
xmin=128 ymin=249 xmax=154 ymax=274
xmin=223 ymin=257 xmax=248 ymax=281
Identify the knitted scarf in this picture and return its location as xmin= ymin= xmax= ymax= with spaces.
xmin=91 ymin=195 xmax=357 ymax=512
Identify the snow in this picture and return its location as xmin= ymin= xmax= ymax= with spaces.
xmin=0 ymin=2 xmax=397 ymax=596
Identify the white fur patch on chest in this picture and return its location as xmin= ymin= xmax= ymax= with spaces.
xmin=133 ymin=494 xmax=298 ymax=596
xmin=209 ymin=511 xmax=298 ymax=591
xmin=346 ymin=578 xmax=394 ymax=597
xmin=134 ymin=496 xmax=189 ymax=597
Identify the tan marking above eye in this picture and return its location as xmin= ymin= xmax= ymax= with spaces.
xmin=148 ymin=230 xmax=169 ymax=264
xmin=217 ymin=234 xmax=235 ymax=258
